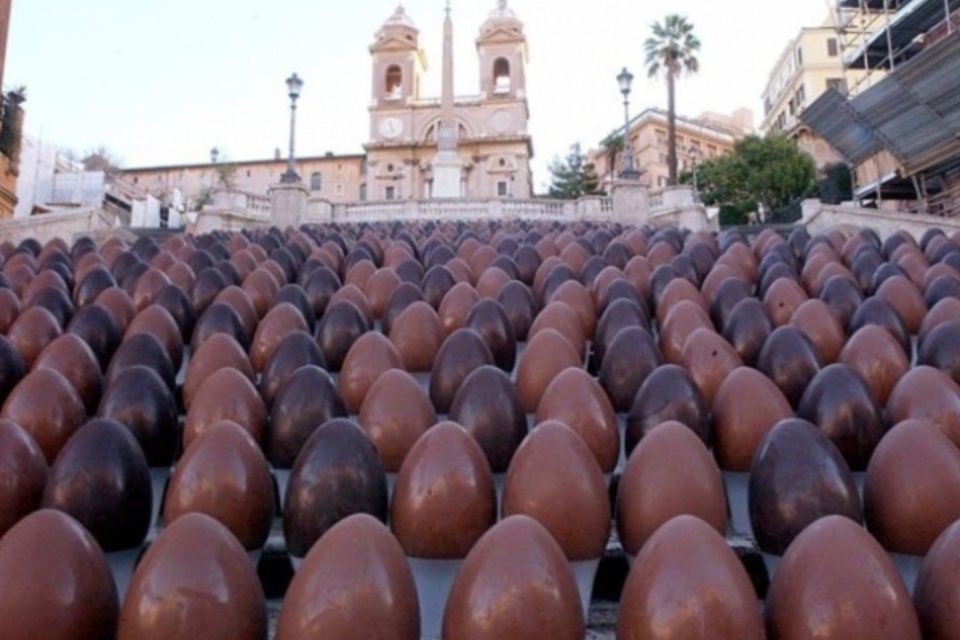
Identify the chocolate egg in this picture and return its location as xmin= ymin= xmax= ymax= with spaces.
xmin=164 ymin=421 xmax=274 ymax=549
xmin=0 ymin=287 xmax=20 ymax=333
xmin=67 ymin=304 xmax=122 ymax=370
xmin=496 ymin=280 xmax=537 ymax=342
xmin=659 ymin=300 xmax=712 ymax=364
xmin=618 ymin=515 xmax=763 ymax=639
xmin=849 ymin=297 xmax=910 ymax=355
xmin=475 ymin=267 xmax=511 ymax=299
xmin=914 ymin=519 xmax=960 ymax=637
xmin=363 ymin=268 xmax=402 ymax=319
xmin=502 ymin=421 xmax=610 ymax=559
xmin=242 ymin=267 xmax=280 ymax=318
xmin=106 ymin=333 xmax=176 ymax=392
xmin=302 ymin=265 xmax=341 ymax=316
xmin=338 ymin=331 xmax=404 ymax=413
xmin=886 ymin=366 xmax=960 ymax=446
xmin=191 ymin=301 xmax=250 ymax=352
xmin=593 ymin=298 xmax=648 ymax=371
xmin=191 ymin=267 xmax=229 ymax=315
xmin=598 ymin=326 xmax=662 ymax=412
xmin=712 ymin=367 xmax=793 ymax=471
xmin=442 ymin=515 xmax=583 ymax=639
xmin=248 ymin=302 xmax=308 ymax=374
xmin=421 ymin=264 xmax=457 ymax=309
xmin=464 ymin=298 xmax=517 ymax=372
xmin=721 ymin=297 xmax=773 ymax=367
xmin=27 ymin=286 xmax=75 ymax=328
xmin=707 ymin=276 xmax=753 ymax=328
xmin=98 ymin=365 xmax=177 ymax=467
xmin=94 ymin=287 xmax=137 ymax=332
xmin=43 ymin=418 xmax=151 ymax=551
xmin=515 ymin=329 xmax=582 ymax=414
xmin=277 ymin=514 xmax=419 ymax=639
xmin=449 ymin=365 xmax=527 ymax=473
xmin=789 ymin=298 xmax=846 ymax=365
xmin=617 ymin=422 xmax=726 ymax=554
xmin=0 ymin=509 xmax=118 ymax=639
xmin=381 ymin=283 xmax=420 ymax=334
xmin=839 ymin=324 xmax=909 ymax=408
xmin=390 ymin=301 xmax=444 ymax=372
xmin=429 ymin=329 xmax=494 ymax=414
xmin=6 ymin=305 xmax=62 ymax=368
xmin=627 ymin=364 xmax=711 ymax=453
xmin=269 ymin=365 xmax=347 ymax=468
xmin=118 ymin=513 xmax=266 ymax=640
xmin=33 ymin=333 xmax=102 ymax=414
xmin=73 ymin=266 xmax=117 ymax=309
xmin=876 ymin=275 xmax=927 ymax=335
xmin=315 ymin=299 xmax=369 ymax=372
xmin=184 ymin=367 xmax=267 ymax=449
xmin=766 ymin=515 xmax=920 ymax=638
xmin=535 ymin=367 xmax=619 ymax=472
xmin=438 ymin=282 xmax=480 ymax=336
xmin=864 ymin=420 xmax=960 ymax=555
xmin=818 ymin=274 xmax=865 ymax=328
xmin=918 ymin=321 xmax=960 ymax=385
xmin=125 ymin=304 xmax=183 ymax=371
xmin=358 ymin=369 xmax=436 ymax=472
xmin=763 ymin=277 xmax=809 ymax=327
xmin=528 ymin=300 xmax=586 ymax=360
xmin=0 ymin=419 xmax=47 ymax=538
xmin=920 ymin=297 xmax=960 ymax=345
xmin=549 ymin=279 xmax=596 ymax=340
xmin=391 ymin=421 xmax=495 ymax=558
xmin=214 ymin=285 xmax=259 ymax=337
xmin=259 ymin=331 xmax=325 ymax=409
xmin=0 ymin=335 xmax=26 ymax=405
xmin=283 ymin=419 xmax=388 ymax=558
xmin=679 ymin=328 xmax=743 ymax=406
xmin=749 ymin=418 xmax=861 ymax=555
xmin=183 ymin=333 xmax=254 ymax=410
xmin=756 ymin=325 xmax=822 ymax=407
xmin=1 ymin=368 xmax=86 ymax=464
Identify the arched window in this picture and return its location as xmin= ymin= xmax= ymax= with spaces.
xmin=385 ymin=65 xmax=403 ymax=98
xmin=310 ymin=172 xmax=322 ymax=191
xmin=493 ymin=58 xmax=511 ymax=94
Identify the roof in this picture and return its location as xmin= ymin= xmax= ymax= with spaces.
xmin=120 ymin=153 xmax=366 ymax=174
xmin=843 ymin=0 xmax=960 ymax=69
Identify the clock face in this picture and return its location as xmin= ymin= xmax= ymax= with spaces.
xmin=379 ymin=117 xmax=404 ymax=140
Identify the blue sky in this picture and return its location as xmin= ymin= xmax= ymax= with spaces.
xmin=6 ymin=0 xmax=830 ymax=191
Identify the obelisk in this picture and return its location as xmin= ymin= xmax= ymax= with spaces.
xmin=430 ymin=1 xmax=464 ymax=198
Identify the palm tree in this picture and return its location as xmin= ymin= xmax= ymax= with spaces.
xmin=645 ymin=15 xmax=700 ymax=186
xmin=599 ymin=132 xmax=623 ymax=192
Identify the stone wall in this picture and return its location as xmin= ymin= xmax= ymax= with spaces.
xmin=0 ymin=207 xmax=131 ymax=246
xmin=802 ymin=199 xmax=960 ymax=240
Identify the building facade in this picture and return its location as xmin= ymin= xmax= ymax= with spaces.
xmin=0 ymin=0 xmax=21 ymax=220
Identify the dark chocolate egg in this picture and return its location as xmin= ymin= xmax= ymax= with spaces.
xmin=749 ymin=418 xmax=861 ymax=555
xmin=465 ymin=298 xmax=517 ymax=372
xmin=502 ymin=421 xmax=610 ymax=559
xmin=338 ymin=332 xmax=404 ymax=414
xmin=920 ymin=297 xmax=960 ymax=344
xmin=380 ymin=283 xmax=419 ymax=334
xmin=391 ymin=421 xmax=495 ymax=558
xmin=33 ymin=334 xmax=102 ymax=414
xmin=6 ymin=305 xmax=62 ymax=368
xmin=839 ymin=325 xmax=909 ymax=408
xmin=766 ymin=515 xmax=920 ymax=639
xmin=0 ymin=419 xmax=47 ymax=538
xmin=515 ymin=329 xmax=582 ymax=414
xmin=269 ymin=365 xmax=347 ymax=468
xmin=363 ymin=268 xmax=402 ymax=319
xmin=864 ymin=420 xmax=960 ymax=555
xmin=73 ymin=266 xmax=117 ymax=309
xmin=277 ymin=514 xmax=419 ymax=639
xmin=593 ymin=298 xmax=648 ymax=372
xmin=429 ymin=328 xmax=494 ymax=414
xmin=106 ymin=333 xmax=176 ymax=392
xmin=358 ymin=369 xmax=436 ymax=472
xmin=164 ymin=421 xmax=274 ymax=550
xmin=617 ymin=422 xmax=727 ymax=555
xmin=259 ymin=331 xmax=325 ymax=409
xmin=0 ymin=509 xmax=118 ymax=639
xmin=283 ymin=419 xmax=388 ymax=558
xmin=191 ymin=301 xmax=250 ymax=352
xmin=184 ymin=367 xmax=267 ymax=449
xmin=66 ymin=304 xmax=121 ymax=371
xmin=496 ymin=280 xmax=537 ymax=342
xmin=118 ymin=513 xmax=266 ymax=640
xmin=918 ymin=321 xmax=960 ymax=385
xmin=42 ymin=418 xmax=151 ymax=551
xmin=722 ymin=297 xmax=773 ymax=367
xmin=598 ymin=326 xmax=662 ymax=412
xmin=1 ymin=368 xmax=86 ymax=464
xmin=627 ymin=364 xmax=711 ymax=454
xmin=914 ymin=520 xmax=960 ymax=637
xmin=191 ymin=267 xmax=228 ymax=316
xmin=618 ymin=515 xmax=763 ymax=639
xmin=315 ymin=299 xmax=369 ymax=372
xmin=707 ymin=276 xmax=753 ymax=328
xmin=214 ymin=285 xmax=259 ymax=337
xmin=390 ymin=301 xmax=444 ymax=372
xmin=818 ymin=274 xmax=865 ymax=328
xmin=849 ymin=297 xmax=910 ymax=355
xmin=756 ymin=325 xmax=822 ymax=407
xmin=98 ymin=365 xmax=177 ymax=467
xmin=125 ymin=305 xmax=183 ymax=371
xmin=421 ymin=264 xmax=457 ymax=309
xmin=449 ymin=365 xmax=527 ymax=473
xmin=886 ymin=366 xmax=960 ymax=446
xmin=535 ymin=367 xmax=619 ymax=472
xmin=0 ymin=335 xmax=26 ymax=404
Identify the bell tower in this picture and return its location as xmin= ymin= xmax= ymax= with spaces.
xmin=476 ymin=0 xmax=528 ymax=100
xmin=369 ymin=5 xmax=427 ymax=107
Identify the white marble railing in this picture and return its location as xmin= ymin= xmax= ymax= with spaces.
xmin=802 ymin=199 xmax=960 ymax=240
xmin=0 ymin=207 xmax=128 ymax=245
xmin=331 ymin=197 xmax=612 ymax=224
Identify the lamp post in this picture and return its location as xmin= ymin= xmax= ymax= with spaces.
xmin=210 ymin=146 xmax=219 ymax=164
xmin=689 ymin=145 xmax=700 ymax=201
xmin=617 ymin=67 xmax=639 ymax=179
xmin=280 ymin=73 xmax=304 ymax=184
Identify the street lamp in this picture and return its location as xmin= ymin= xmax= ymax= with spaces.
xmin=280 ymin=72 xmax=304 ymax=184
xmin=689 ymin=145 xmax=700 ymax=201
xmin=617 ymin=67 xmax=639 ymax=179
xmin=210 ymin=146 xmax=219 ymax=164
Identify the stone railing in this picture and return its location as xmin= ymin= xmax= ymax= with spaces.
xmin=0 ymin=207 xmax=133 ymax=245
xmin=801 ymin=199 xmax=960 ymax=240
xmin=331 ymin=197 xmax=611 ymax=224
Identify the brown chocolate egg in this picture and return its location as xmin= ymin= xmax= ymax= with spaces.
xmin=464 ymin=298 xmax=517 ymax=372
xmin=389 ymin=301 xmax=444 ymax=372
xmin=475 ymin=266 xmax=511 ymax=299
xmin=269 ymin=365 xmax=347 ymax=468
xmin=679 ymin=328 xmax=743 ymax=406
xmin=191 ymin=301 xmax=250 ymax=353
xmin=914 ymin=519 xmax=960 ymax=637
xmin=338 ymin=331 xmax=404 ymax=413
xmin=391 ymin=421 xmax=495 ymax=558
xmin=849 ymin=297 xmax=911 ymax=355
xmin=840 ymin=325 xmax=909 ymax=408
xmin=429 ymin=328 xmax=494 ymax=414
xmin=0 ymin=509 xmax=118 ymax=639
xmin=183 ymin=333 xmax=254 ymax=410
xmin=789 ymin=298 xmax=846 ymax=365
xmin=241 ymin=267 xmax=280 ymax=318
xmin=358 ymin=369 xmax=436 ymax=472
xmin=1 ymin=368 xmax=86 ymax=464
xmin=549 ymin=279 xmax=597 ymax=339
xmin=125 ymin=305 xmax=183 ymax=371
xmin=131 ymin=267 xmax=171 ymax=311
xmin=449 ymin=365 xmax=527 ymax=473
xmin=344 ymin=258 xmax=376 ymax=291
xmin=0 ymin=420 xmax=47 ymax=538
xmin=920 ymin=297 xmax=960 ymax=344
xmin=763 ymin=277 xmax=809 ymax=327
xmin=712 ymin=367 xmax=792 ymax=471
xmin=362 ymin=267 xmax=401 ymax=319
xmin=214 ymin=285 xmax=259 ymax=336
xmin=766 ymin=515 xmax=920 ymax=639
xmin=329 ymin=283 xmax=373 ymax=325
xmin=502 ymin=421 xmax=610 ymax=559
xmin=797 ymin=364 xmax=884 ymax=470
xmin=259 ymin=331 xmax=325 ymax=409
xmin=593 ymin=299 xmax=648 ymax=371
xmin=886 ymin=366 xmax=960 ymax=446
xmin=535 ymin=367 xmax=619 ymax=473
xmin=876 ymin=274 xmax=927 ymax=335
xmin=617 ymin=422 xmax=726 ymax=555
xmin=442 ymin=515 xmax=583 ymax=639
xmin=819 ymin=274 xmax=865 ymax=328
xmin=118 ymin=513 xmax=265 ymax=640
xmin=655 ymin=277 xmax=706 ymax=327
xmin=422 ymin=264 xmax=458 ymax=308
xmin=0 ymin=287 xmax=20 ymax=333
xmin=439 ymin=282 xmax=481 ymax=336
xmin=598 ymin=326 xmax=662 ymax=412
xmin=106 ymin=333 xmax=177 ymax=392
xmin=6 ymin=305 xmax=62 ymax=368
xmin=864 ymin=420 xmax=960 ymax=555
xmin=283 ymin=419 xmax=388 ymax=558
xmin=659 ymin=300 xmax=712 ymax=364
xmin=515 ymin=329 xmax=582 ymax=414
xmin=74 ymin=266 xmax=116 ymax=309
xmin=43 ymin=418 xmax=151 ymax=551
xmin=277 ymin=514 xmax=419 ymax=639
xmin=756 ymin=325 xmax=822 ymax=407
xmin=618 ymin=515 xmax=763 ymax=639
xmin=749 ymin=418 xmax=861 ymax=555
xmin=527 ymin=300 xmax=586 ymax=360
xmin=98 ymin=365 xmax=177 ymax=467
xmin=627 ymin=364 xmax=711 ymax=453
xmin=247 ymin=302 xmax=308 ymax=374
xmin=94 ymin=286 xmax=137 ymax=332
xmin=184 ymin=367 xmax=267 ymax=449
xmin=32 ymin=334 xmax=102 ymax=414
xmin=164 ymin=421 xmax=274 ymax=549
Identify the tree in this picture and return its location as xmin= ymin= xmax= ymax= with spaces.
xmin=817 ymin=162 xmax=853 ymax=204
xmin=694 ymin=134 xmax=816 ymax=224
xmin=600 ymin=131 xmax=624 ymax=185
xmin=645 ymin=15 xmax=700 ymax=187
xmin=81 ymin=146 xmax=122 ymax=177
xmin=548 ymin=143 xmax=601 ymax=199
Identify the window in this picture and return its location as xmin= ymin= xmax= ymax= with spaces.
xmin=796 ymin=46 xmax=803 ymax=65
xmin=385 ymin=65 xmax=403 ymax=98
xmin=493 ymin=58 xmax=511 ymax=94
xmin=826 ymin=78 xmax=847 ymax=94
xmin=707 ymin=145 xmax=717 ymax=156
xmin=360 ymin=183 xmax=367 ymax=201
xmin=497 ymin=181 xmax=508 ymax=196
xmin=385 ymin=186 xmax=396 ymax=200
xmin=335 ymin=183 xmax=344 ymax=196
xmin=310 ymin=172 xmax=322 ymax=191
xmin=796 ymin=85 xmax=806 ymax=106
xmin=827 ymin=38 xmax=838 ymax=57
